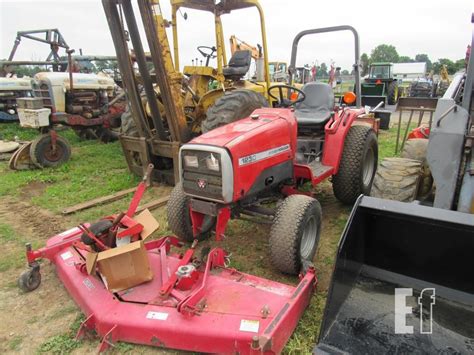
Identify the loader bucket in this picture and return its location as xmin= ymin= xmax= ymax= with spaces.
xmin=316 ymin=196 xmax=474 ymax=354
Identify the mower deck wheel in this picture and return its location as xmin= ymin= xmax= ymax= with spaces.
xmin=30 ymin=134 xmax=71 ymax=168
xmin=269 ymin=195 xmax=322 ymax=275
xmin=332 ymin=125 xmax=378 ymax=204
xmin=18 ymin=267 xmax=41 ymax=292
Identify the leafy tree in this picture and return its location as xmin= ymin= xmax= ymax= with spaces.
xmin=9 ymin=65 xmax=44 ymax=77
xmin=370 ymin=44 xmax=399 ymax=63
xmin=414 ymin=53 xmax=432 ymax=71
xmin=341 ymin=69 xmax=350 ymax=75
xmin=360 ymin=53 xmax=369 ymax=76
xmin=317 ymin=62 xmax=328 ymax=78
xmin=454 ymin=58 xmax=466 ymax=72
xmin=398 ymin=56 xmax=414 ymax=63
xmin=432 ymin=58 xmax=456 ymax=74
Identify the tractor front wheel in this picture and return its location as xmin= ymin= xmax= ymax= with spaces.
xmin=269 ymin=195 xmax=322 ymax=275
xmin=387 ymin=81 xmax=399 ymax=105
xmin=167 ymin=182 xmax=214 ymax=242
xmin=202 ymin=89 xmax=268 ymax=133
xmin=332 ymin=125 xmax=378 ymax=204
xmin=30 ymin=134 xmax=71 ymax=168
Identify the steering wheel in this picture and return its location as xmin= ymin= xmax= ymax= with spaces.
xmin=268 ymin=84 xmax=306 ymax=108
xmin=197 ymin=46 xmax=216 ymax=66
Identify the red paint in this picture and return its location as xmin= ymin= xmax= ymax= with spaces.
xmin=26 ymin=231 xmax=316 ymax=353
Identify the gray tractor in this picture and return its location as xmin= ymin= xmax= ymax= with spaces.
xmin=315 ymin=16 xmax=474 ymax=353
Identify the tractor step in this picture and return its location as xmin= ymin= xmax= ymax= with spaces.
xmin=308 ymin=160 xmax=333 ymax=177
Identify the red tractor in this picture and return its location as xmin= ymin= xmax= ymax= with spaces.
xmin=168 ymin=26 xmax=379 ymax=275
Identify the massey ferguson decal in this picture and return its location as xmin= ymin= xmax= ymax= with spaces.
xmin=197 ymin=178 xmax=207 ymax=189
xmin=238 ymin=144 xmax=290 ymax=166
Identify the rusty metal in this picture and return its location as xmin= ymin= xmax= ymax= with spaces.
xmin=395 ymin=97 xmax=438 ymax=154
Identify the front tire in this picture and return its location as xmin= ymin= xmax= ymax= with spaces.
xmin=167 ymin=183 xmax=214 ymax=242
xmin=202 ymin=89 xmax=268 ymax=133
xmin=269 ymin=195 xmax=322 ymax=275
xmin=387 ymin=81 xmax=399 ymax=105
xmin=332 ymin=125 xmax=378 ymax=204
xmin=30 ymin=134 xmax=71 ymax=168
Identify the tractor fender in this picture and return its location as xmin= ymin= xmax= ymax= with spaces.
xmin=321 ymin=108 xmax=362 ymax=173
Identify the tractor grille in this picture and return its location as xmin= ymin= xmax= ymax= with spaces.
xmin=32 ymin=82 xmax=53 ymax=109
xmin=181 ymin=150 xmax=224 ymax=202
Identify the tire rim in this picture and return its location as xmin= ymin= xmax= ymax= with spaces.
xmin=300 ymin=215 xmax=318 ymax=259
xmin=362 ymin=146 xmax=375 ymax=188
xmin=44 ymin=143 xmax=65 ymax=162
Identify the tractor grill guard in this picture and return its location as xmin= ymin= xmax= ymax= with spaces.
xmin=180 ymin=144 xmax=234 ymax=203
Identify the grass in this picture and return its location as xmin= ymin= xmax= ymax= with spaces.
xmin=37 ymin=314 xmax=84 ymax=354
xmin=0 ymin=119 xmax=408 ymax=353
xmin=0 ymin=123 xmax=139 ymax=212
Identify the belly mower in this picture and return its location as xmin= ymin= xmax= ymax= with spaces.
xmin=18 ymin=165 xmax=316 ymax=354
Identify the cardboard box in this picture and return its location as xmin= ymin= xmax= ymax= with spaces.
xmin=85 ymin=209 xmax=159 ymax=292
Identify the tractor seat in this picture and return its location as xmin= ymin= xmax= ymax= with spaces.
xmin=223 ymin=50 xmax=251 ymax=79
xmin=294 ymin=82 xmax=335 ymax=130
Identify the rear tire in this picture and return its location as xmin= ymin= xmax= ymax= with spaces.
xmin=401 ymin=138 xmax=433 ymax=200
xmin=202 ymin=89 xmax=268 ymax=133
xmin=332 ymin=125 xmax=378 ymax=204
xmin=167 ymin=183 xmax=213 ymax=242
xmin=370 ymin=157 xmax=423 ymax=202
xmin=120 ymin=105 xmax=139 ymax=137
xmin=269 ymin=195 xmax=322 ymax=275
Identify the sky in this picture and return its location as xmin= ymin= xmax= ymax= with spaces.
xmin=1 ymin=0 xmax=473 ymax=72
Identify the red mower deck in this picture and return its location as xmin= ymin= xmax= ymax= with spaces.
xmin=24 ymin=228 xmax=316 ymax=353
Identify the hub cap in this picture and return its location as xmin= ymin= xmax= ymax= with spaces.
xmin=362 ymin=146 xmax=375 ymax=188
xmin=300 ymin=215 xmax=318 ymax=259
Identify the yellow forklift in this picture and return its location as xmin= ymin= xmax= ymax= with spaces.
xmin=102 ymin=0 xmax=274 ymax=183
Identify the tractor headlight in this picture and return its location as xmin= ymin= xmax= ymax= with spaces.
xmin=183 ymin=154 xmax=199 ymax=168
xmin=205 ymin=153 xmax=220 ymax=172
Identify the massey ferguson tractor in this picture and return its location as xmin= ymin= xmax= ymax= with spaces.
xmin=168 ymin=26 xmax=379 ymax=275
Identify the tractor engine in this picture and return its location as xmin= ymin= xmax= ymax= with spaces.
xmin=32 ymin=72 xmax=115 ymax=119
xmin=0 ymin=77 xmax=32 ymax=119
xmin=179 ymin=108 xmax=297 ymax=232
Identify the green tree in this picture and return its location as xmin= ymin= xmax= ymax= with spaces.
xmin=398 ymin=56 xmax=414 ymax=63
xmin=454 ymin=58 xmax=466 ymax=72
xmin=414 ymin=54 xmax=432 ymax=71
xmin=437 ymin=58 xmax=456 ymax=74
xmin=360 ymin=53 xmax=369 ymax=76
xmin=341 ymin=69 xmax=350 ymax=75
xmin=370 ymin=44 xmax=399 ymax=63
xmin=317 ymin=62 xmax=328 ymax=78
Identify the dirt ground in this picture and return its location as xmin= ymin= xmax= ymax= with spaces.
xmin=0 ymin=180 xmax=348 ymax=354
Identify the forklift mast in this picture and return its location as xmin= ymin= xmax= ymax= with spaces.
xmin=103 ymin=0 xmax=191 ymax=183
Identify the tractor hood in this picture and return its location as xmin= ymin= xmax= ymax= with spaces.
xmin=191 ymin=108 xmax=295 ymax=149
xmin=0 ymin=77 xmax=32 ymax=91
xmin=34 ymin=72 xmax=115 ymax=91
